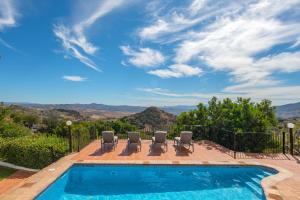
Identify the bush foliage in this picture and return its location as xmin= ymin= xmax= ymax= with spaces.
xmin=0 ymin=136 xmax=68 ymax=169
xmin=175 ymin=97 xmax=278 ymax=152
xmin=0 ymin=121 xmax=31 ymax=138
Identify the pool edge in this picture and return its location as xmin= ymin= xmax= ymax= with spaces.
xmin=1 ymin=157 xmax=292 ymax=200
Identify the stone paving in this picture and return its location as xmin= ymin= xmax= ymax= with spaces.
xmin=1 ymin=140 xmax=300 ymax=200
xmin=0 ymin=170 xmax=35 ymax=195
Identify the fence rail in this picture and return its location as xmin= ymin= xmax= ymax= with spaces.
xmin=46 ymin=124 xmax=300 ymax=160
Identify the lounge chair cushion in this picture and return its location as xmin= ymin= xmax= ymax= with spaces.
xmin=180 ymin=131 xmax=193 ymax=144
xmin=128 ymin=132 xmax=140 ymax=143
xmin=102 ymin=131 xmax=115 ymax=143
xmin=153 ymin=131 xmax=167 ymax=143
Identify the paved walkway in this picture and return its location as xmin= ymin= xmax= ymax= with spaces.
xmin=1 ymin=140 xmax=300 ymax=200
xmin=0 ymin=170 xmax=35 ymax=195
xmin=73 ymin=140 xmax=235 ymax=161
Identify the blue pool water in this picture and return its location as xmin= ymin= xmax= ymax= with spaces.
xmin=36 ymin=164 xmax=277 ymax=200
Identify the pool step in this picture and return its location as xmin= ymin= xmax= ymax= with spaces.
xmin=244 ymin=173 xmax=261 ymax=186
xmin=237 ymin=175 xmax=263 ymax=198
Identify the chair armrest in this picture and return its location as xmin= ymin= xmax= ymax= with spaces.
xmin=152 ymin=137 xmax=155 ymax=143
xmin=114 ymin=136 xmax=118 ymax=144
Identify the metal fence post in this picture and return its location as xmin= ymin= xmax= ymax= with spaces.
xmin=68 ymin=126 xmax=72 ymax=152
xmin=77 ymin=130 xmax=80 ymax=152
xmin=282 ymin=131 xmax=285 ymax=154
xmin=290 ymin=128 xmax=294 ymax=156
xmin=233 ymin=132 xmax=236 ymax=159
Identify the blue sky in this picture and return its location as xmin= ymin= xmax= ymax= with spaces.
xmin=1 ymin=0 xmax=300 ymax=106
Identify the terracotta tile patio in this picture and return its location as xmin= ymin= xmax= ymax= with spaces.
xmin=1 ymin=139 xmax=300 ymax=200
xmin=73 ymin=140 xmax=235 ymax=162
xmin=0 ymin=170 xmax=35 ymax=195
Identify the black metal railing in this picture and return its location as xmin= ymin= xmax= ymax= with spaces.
xmin=46 ymin=124 xmax=300 ymax=161
xmin=293 ymin=129 xmax=300 ymax=155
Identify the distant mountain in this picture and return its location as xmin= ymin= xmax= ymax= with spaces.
xmin=10 ymin=103 xmax=146 ymax=113
xmin=5 ymin=102 xmax=195 ymax=116
xmin=162 ymin=105 xmax=196 ymax=115
xmin=123 ymin=107 xmax=177 ymax=129
xmin=6 ymin=101 xmax=300 ymax=120
xmin=276 ymin=102 xmax=300 ymax=119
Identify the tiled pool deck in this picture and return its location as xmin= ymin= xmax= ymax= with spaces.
xmin=1 ymin=140 xmax=299 ymax=200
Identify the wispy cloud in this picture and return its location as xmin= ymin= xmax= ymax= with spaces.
xmin=173 ymin=0 xmax=300 ymax=87
xmin=137 ymin=0 xmax=300 ymax=86
xmin=0 ymin=0 xmax=20 ymax=51
xmin=138 ymin=0 xmax=237 ymax=41
xmin=139 ymin=86 xmax=300 ymax=105
xmin=62 ymin=75 xmax=87 ymax=82
xmin=0 ymin=0 xmax=18 ymax=31
xmin=54 ymin=24 xmax=100 ymax=71
xmin=0 ymin=38 xmax=17 ymax=51
xmin=54 ymin=0 xmax=126 ymax=71
xmin=120 ymin=45 xmax=165 ymax=68
xmin=148 ymin=64 xmax=202 ymax=78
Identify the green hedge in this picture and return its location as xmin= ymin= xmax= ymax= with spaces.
xmin=0 ymin=136 xmax=68 ymax=169
xmin=0 ymin=122 xmax=31 ymax=138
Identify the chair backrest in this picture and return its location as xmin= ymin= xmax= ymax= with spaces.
xmin=128 ymin=132 xmax=140 ymax=143
xmin=154 ymin=131 xmax=167 ymax=143
xmin=102 ymin=131 xmax=114 ymax=143
xmin=180 ymin=131 xmax=193 ymax=143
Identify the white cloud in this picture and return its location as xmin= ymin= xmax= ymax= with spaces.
xmin=120 ymin=45 xmax=165 ymax=68
xmin=0 ymin=0 xmax=20 ymax=51
xmin=62 ymin=76 xmax=87 ymax=82
xmin=137 ymin=0 xmax=300 ymax=87
xmin=172 ymin=0 xmax=300 ymax=86
xmin=139 ymin=86 xmax=300 ymax=105
xmin=54 ymin=0 xmax=126 ymax=71
xmin=138 ymin=87 xmax=230 ymax=99
xmin=0 ymin=0 xmax=18 ymax=31
xmin=54 ymin=24 xmax=100 ymax=71
xmin=138 ymin=0 xmax=238 ymax=41
xmin=255 ymin=52 xmax=300 ymax=73
xmin=148 ymin=64 xmax=202 ymax=78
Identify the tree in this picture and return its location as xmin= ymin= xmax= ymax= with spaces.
xmin=175 ymin=97 xmax=278 ymax=151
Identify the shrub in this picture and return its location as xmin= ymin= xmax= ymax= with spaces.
xmin=0 ymin=135 xmax=68 ymax=169
xmin=0 ymin=121 xmax=31 ymax=138
xmin=175 ymin=97 xmax=279 ymax=152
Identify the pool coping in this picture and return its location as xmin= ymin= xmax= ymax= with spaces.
xmin=0 ymin=155 xmax=292 ymax=200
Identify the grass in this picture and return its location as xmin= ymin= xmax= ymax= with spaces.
xmin=0 ymin=167 xmax=16 ymax=181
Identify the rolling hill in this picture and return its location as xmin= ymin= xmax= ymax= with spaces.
xmin=275 ymin=102 xmax=300 ymax=119
xmin=4 ymin=102 xmax=195 ymax=119
xmin=122 ymin=107 xmax=177 ymax=129
xmin=5 ymin=101 xmax=300 ymax=120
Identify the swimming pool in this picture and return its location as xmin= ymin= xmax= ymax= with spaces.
xmin=36 ymin=164 xmax=277 ymax=200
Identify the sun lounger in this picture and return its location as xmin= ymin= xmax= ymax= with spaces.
xmin=127 ymin=131 xmax=142 ymax=151
xmin=101 ymin=131 xmax=118 ymax=151
xmin=151 ymin=131 xmax=168 ymax=152
xmin=174 ymin=131 xmax=194 ymax=152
